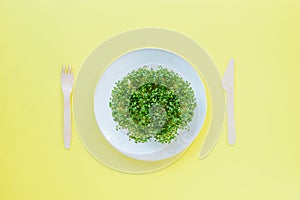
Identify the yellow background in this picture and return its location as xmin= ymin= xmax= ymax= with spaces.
xmin=0 ymin=0 xmax=299 ymax=199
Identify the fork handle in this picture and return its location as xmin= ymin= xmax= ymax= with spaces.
xmin=63 ymin=94 xmax=71 ymax=149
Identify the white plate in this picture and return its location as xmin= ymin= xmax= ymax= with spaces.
xmin=94 ymin=48 xmax=207 ymax=161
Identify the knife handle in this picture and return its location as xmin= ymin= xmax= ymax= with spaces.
xmin=226 ymin=92 xmax=236 ymax=145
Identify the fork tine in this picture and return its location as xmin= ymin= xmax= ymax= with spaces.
xmin=68 ymin=65 xmax=72 ymax=74
xmin=62 ymin=65 xmax=66 ymax=73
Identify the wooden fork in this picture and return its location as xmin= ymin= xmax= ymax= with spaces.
xmin=61 ymin=65 xmax=74 ymax=149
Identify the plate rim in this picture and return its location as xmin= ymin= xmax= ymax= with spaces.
xmin=73 ymin=28 xmax=225 ymax=173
